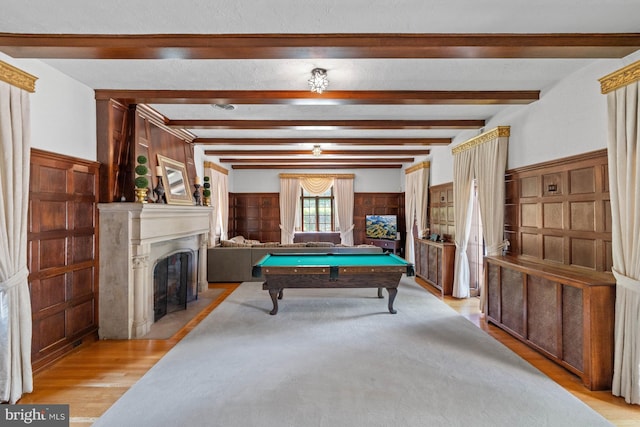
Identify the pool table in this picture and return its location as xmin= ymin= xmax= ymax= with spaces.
xmin=252 ymin=252 xmax=415 ymax=315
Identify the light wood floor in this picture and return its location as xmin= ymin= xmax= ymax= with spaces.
xmin=17 ymin=281 xmax=640 ymax=426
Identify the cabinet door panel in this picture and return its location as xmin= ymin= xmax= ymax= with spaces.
xmin=527 ymin=275 xmax=560 ymax=356
xmin=562 ymin=285 xmax=584 ymax=371
xmin=500 ymin=268 xmax=525 ymax=336
xmin=487 ymin=263 xmax=501 ymax=321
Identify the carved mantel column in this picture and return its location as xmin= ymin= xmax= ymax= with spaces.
xmin=131 ymin=254 xmax=151 ymax=337
xmin=198 ymin=232 xmax=209 ymax=292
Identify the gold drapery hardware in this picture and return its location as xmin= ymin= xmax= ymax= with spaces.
xmin=279 ymin=173 xmax=354 ymax=179
xmin=599 ymin=60 xmax=640 ymax=94
xmin=451 ymin=126 xmax=510 ymax=155
xmin=0 ymin=60 xmax=37 ymax=93
xmin=204 ymin=161 xmax=229 ymax=175
xmin=405 ymin=161 xmax=430 ymax=174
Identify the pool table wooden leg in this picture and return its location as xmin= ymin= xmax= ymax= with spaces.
xmin=387 ymin=288 xmax=397 ymax=314
xmin=377 ymin=287 xmax=383 ymax=298
xmin=268 ymin=288 xmax=280 ymax=315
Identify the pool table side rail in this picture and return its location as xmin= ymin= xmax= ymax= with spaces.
xmin=252 ymin=252 xmax=415 ymax=279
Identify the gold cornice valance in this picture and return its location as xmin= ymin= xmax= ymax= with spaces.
xmin=0 ymin=60 xmax=37 ymax=93
xmin=599 ymin=60 xmax=640 ymax=94
xmin=451 ymin=126 xmax=510 ymax=155
xmin=279 ymin=173 xmax=354 ymax=179
xmin=204 ymin=161 xmax=229 ymax=175
xmin=405 ymin=161 xmax=430 ymax=174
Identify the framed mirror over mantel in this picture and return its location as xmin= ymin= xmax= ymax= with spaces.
xmin=157 ymin=154 xmax=193 ymax=205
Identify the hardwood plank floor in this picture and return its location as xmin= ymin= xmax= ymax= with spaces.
xmin=16 ymin=281 xmax=640 ymax=426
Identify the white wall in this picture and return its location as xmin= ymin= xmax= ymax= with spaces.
xmin=1 ymin=54 xmax=97 ymax=161
xmin=429 ymin=56 xmax=640 ymax=185
xmin=228 ymin=168 xmax=404 ymax=193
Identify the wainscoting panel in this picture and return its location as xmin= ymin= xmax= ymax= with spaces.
xmin=504 ymin=149 xmax=611 ymax=272
xmin=28 ymin=149 xmax=100 ymax=371
xmin=428 ymin=182 xmax=454 ymax=242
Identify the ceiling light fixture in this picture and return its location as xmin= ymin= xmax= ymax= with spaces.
xmin=212 ymin=103 xmax=236 ymax=111
xmin=308 ymin=68 xmax=329 ymax=94
xmin=312 ymin=145 xmax=322 ymax=156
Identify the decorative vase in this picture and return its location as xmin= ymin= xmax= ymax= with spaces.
xmin=135 ymin=187 xmax=148 ymax=203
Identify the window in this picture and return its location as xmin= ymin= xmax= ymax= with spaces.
xmin=301 ymin=187 xmax=334 ymax=231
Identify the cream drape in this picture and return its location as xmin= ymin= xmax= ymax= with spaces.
xmin=207 ymin=171 xmax=220 ymax=246
xmin=217 ymin=172 xmax=229 ymax=241
xmin=452 ymin=149 xmax=475 ymax=298
xmin=279 ymin=178 xmax=300 ymax=244
xmin=474 ymin=137 xmax=509 ymax=311
xmin=334 ymin=178 xmax=355 ymax=246
xmin=300 ymin=176 xmax=333 ymax=195
xmin=404 ymin=164 xmax=429 ymax=264
xmin=0 ymin=80 xmax=33 ymax=403
xmin=601 ymin=62 xmax=640 ymax=404
xmin=204 ymin=166 xmax=229 ymax=245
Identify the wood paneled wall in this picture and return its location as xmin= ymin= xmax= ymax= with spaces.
xmin=353 ymin=192 xmax=405 ymax=245
xmin=428 ymin=182 xmax=454 ymax=241
xmin=28 ymin=149 xmax=100 ymax=370
xmin=504 ymin=149 xmax=611 ymax=271
xmin=228 ymin=192 xmax=406 ymax=245
xmin=229 ymin=193 xmax=281 ymax=243
xmin=97 ymin=100 xmax=195 ymax=203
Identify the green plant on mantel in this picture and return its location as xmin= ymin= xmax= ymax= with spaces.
xmin=202 ymin=175 xmax=212 ymax=206
xmin=134 ymin=155 xmax=149 ymax=188
xmin=134 ymin=155 xmax=149 ymax=203
xmin=203 ymin=176 xmax=211 ymax=197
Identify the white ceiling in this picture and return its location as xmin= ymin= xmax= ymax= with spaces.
xmin=2 ymin=1 xmax=640 ymax=169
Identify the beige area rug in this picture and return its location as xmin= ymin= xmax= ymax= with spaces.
xmin=95 ymin=278 xmax=613 ymax=427
xmin=137 ymin=286 xmax=228 ymax=339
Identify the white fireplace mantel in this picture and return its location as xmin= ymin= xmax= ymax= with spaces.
xmin=98 ymin=203 xmax=214 ymax=339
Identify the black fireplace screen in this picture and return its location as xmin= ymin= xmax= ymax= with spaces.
xmin=153 ymin=251 xmax=197 ymax=322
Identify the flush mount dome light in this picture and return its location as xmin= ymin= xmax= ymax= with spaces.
xmin=312 ymin=145 xmax=322 ymax=156
xmin=212 ymin=104 xmax=236 ymax=111
xmin=308 ymin=68 xmax=329 ymax=94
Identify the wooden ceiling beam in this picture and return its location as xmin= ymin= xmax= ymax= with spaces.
xmin=231 ymin=164 xmax=403 ymax=169
xmin=219 ymin=157 xmax=415 ymax=163
xmin=169 ymin=119 xmax=484 ymax=130
xmin=95 ymin=89 xmax=540 ymax=105
xmin=205 ymin=149 xmax=430 ymax=156
xmin=2 ymin=33 xmax=639 ymax=59
xmin=194 ymin=138 xmax=450 ymax=146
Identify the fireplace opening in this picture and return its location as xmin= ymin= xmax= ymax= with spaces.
xmin=153 ymin=251 xmax=198 ymax=322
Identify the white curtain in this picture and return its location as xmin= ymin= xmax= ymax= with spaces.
xmin=204 ymin=170 xmax=218 ymax=246
xmin=404 ymin=164 xmax=429 ymax=264
xmin=334 ymin=178 xmax=354 ymax=246
xmin=203 ymin=167 xmax=227 ymax=246
xmin=474 ymin=137 xmax=509 ymax=310
xmin=404 ymin=175 xmax=417 ymax=262
xmin=605 ymin=75 xmax=640 ymax=404
xmin=217 ymin=172 xmax=229 ymax=241
xmin=452 ymin=149 xmax=475 ymax=298
xmin=204 ymin=167 xmax=229 ymax=245
xmin=279 ymin=178 xmax=300 ymax=244
xmin=0 ymin=80 xmax=33 ymax=403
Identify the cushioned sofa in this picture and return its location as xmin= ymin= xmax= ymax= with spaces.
xmin=207 ymin=238 xmax=383 ymax=282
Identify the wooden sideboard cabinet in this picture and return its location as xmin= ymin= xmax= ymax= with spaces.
xmin=484 ymin=256 xmax=615 ymax=390
xmin=365 ymin=238 xmax=402 ymax=255
xmin=415 ymin=239 xmax=455 ymax=295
